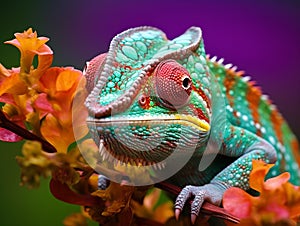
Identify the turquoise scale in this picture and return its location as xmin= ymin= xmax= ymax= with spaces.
xmin=97 ymin=27 xmax=210 ymax=110
xmin=207 ymin=59 xmax=300 ymax=185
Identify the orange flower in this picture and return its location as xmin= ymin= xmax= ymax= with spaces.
xmin=131 ymin=188 xmax=174 ymax=224
xmin=38 ymin=67 xmax=88 ymax=152
xmin=0 ymin=66 xmax=27 ymax=96
xmin=0 ymin=28 xmax=89 ymax=151
xmin=0 ymin=65 xmax=28 ymax=141
xmin=223 ymin=160 xmax=300 ymax=225
xmin=5 ymin=28 xmax=53 ymax=85
xmin=0 ymin=28 xmax=54 ymax=141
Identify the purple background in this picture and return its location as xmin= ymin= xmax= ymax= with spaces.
xmin=37 ymin=0 xmax=300 ymax=138
xmin=0 ymin=0 xmax=300 ymax=225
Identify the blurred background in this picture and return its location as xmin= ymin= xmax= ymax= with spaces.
xmin=1 ymin=0 xmax=300 ymax=225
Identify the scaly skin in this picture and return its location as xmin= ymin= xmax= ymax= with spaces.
xmin=84 ymin=26 xmax=300 ymax=223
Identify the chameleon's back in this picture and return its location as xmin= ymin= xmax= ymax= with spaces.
xmin=207 ymin=58 xmax=300 ymax=184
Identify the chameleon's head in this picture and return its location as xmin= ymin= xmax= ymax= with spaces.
xmin=84 ymin=27 xmax=214 ymax=171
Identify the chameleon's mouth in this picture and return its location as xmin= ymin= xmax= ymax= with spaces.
xmin=87 ymin=114 xmax=210 ymax=131
xmin=87 ymin=114 xmax=210 ymax=167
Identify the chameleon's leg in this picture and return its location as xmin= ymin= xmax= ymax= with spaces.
xmin=174 ymin=124 xmax=277 ymax=223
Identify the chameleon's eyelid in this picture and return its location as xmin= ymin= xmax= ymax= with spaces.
xmin=154 ymin=60 xmax=192 ymax=109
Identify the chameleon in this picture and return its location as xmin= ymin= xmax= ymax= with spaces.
xmin=83 ymin=26 xmax=300 ymax=223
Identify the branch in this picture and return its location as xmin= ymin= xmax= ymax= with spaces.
xmin=155 ymin=181 xmax=240 ymax=224
xmin=49 ymin=178 xmax=102 ymax=206
xmin=0 ymin=109 xmax=239 ymax=224
xmin=0 ymin=110 xmax=56 ymax=153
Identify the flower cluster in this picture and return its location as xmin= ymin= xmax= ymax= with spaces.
xmin=0 ymin=28 xmax=176 ymax=226
xmin=16 ymin=140 xmax=82 ymax=188
xmin=0 ymin=28 xmax=88 ymax=152
xmin=223 ymin=160 xmax=300 ymax=225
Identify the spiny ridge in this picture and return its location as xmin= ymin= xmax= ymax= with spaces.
xmin=206 ymin=54 xmax=278 ymax=110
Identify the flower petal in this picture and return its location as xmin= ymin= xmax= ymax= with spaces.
xmin=249 ymin=160 xmax=274 ymax=192
xmin=30 ymin=51 xmax=53 ymax=83
xmin=4 ymin=38 xmax=21 ymax=50
xmin=38 ymin=67 xmax=62 ymax=94
xmin=0 ymin=64 xmax=11 ymax=78
xmin=263 ymin=202 xmax=290 ymax=220
xmin=5 ymin=28 xmax=50 ymax=54
xmin=56 ymin=69 xmax=82 ymax=92
xmin=264 ymin=172 xmax=290 ymax=190
xmin=0 ymin=111 xmax=25 ymax=142
xmin=153 ymin=201 xmax=174 ymax=223
xmin=31 ymin=41 xmax=53 ymax=56
xmin=143 ymin=188 xmax=161 ymax=210
xmin=223 ymin=187 xmax=253 ymax=219
xmin=63 ymin=213 xmax=88 ymax=226
xmin=0 ymin=94 xmax=15 ymax=105
xmin=40 ymin=114 xmax=74 ymax=152
xmin=0 ymin=72 xmax=27 ymax=96
xmin=5 ymin=28 xmax=53 ymax=85
xmin=0 ymin=128 xmax=23 ymax=142
xmin=33 ymin=93 xmax=53 ymax=118
xmin=50 ymin=178 xmax=101 ymax=206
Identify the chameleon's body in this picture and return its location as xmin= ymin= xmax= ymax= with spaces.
xmin=84 ymin=26 xmax=300 ymax=221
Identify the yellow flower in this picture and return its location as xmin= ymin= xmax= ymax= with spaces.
xmin=16 ymin=141 xmax=53 ymax=188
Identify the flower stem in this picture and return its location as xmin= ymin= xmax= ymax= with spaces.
xmin=0 ymin=110 xmax=56 ymax=153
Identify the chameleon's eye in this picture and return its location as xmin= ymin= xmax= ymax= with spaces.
xmin=154 ymin=60 xmax=192 ymax=109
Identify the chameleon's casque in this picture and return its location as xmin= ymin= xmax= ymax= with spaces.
xmin=84 ymin=26 xmax=300 ymax=221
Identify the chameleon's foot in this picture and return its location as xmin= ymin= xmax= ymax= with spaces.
xmin=174 ymin=183 xmax=226 ymax=224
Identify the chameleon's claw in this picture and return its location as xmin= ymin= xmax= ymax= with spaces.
xmin=174 ymin=183 xmax=225 ymax=223
xmin=191 ymin=189 xmax=205 ymax=217
xmin=175 ymin=208 xmax=181 ymax=220
xmin=175 ymin=185 xmax=204 ymax=223
xmin=174 ymin=185 xmax=193 ymax=210
xmin=191 ymin=214 xmax=197 ymax=225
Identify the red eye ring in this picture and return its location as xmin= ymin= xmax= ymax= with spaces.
xmin=154 ymin=60 xmax=192 ymax=109
xmin=139 ymin=94 xmax=147 ymax=106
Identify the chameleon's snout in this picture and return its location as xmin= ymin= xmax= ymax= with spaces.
xmin=86 ymin=113 xmax=210 ymax=166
